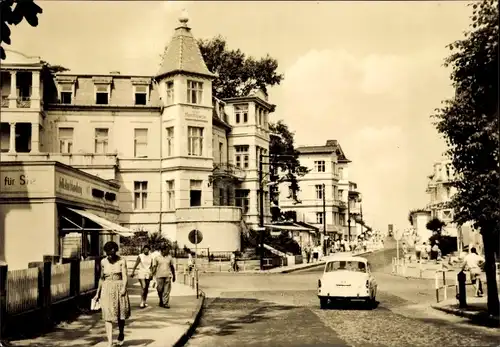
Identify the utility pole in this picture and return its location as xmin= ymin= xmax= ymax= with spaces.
xmin=360 ymin=203 xmax=363 ymax=237
xmin=259 ymin=152 xmax=265 ymax=271
xmin=347 ymin=195 xmax=351 ymax=241
xmin=322 ymin=183 xmax=326 ymax=256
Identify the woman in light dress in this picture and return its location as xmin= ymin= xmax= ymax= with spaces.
xmin=93 ymin=241 xmax=131 ymax=347
xmin=131 ymin=245 xmax=153 ymax=308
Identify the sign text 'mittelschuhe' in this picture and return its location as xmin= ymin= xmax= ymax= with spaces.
xmin=59 ymin=177 xmax=83 ymax=195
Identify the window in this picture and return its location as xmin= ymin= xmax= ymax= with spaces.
xmin=166 ymin=180 xmax=175 ymax=210
xmin=187 ymin=80 xmax=203 ymax=104
xmin=134 ymin=128 xmax=148 ymax=158
xmin=166 ymin=127 xmax=174 ymax=157
xmin=95 ymin=85 xmax=109 ymax=105
xmin=134 ymin=181 xmax=148 ymax=210
xmin=256 ymin=147 xmax=267 ymax=167
xmin=188 ymin=126 xmax=204 ymax=156
xmin=315 ymin=184 xmax=324 ymax=200
xmin=94 ymin=128 xmax=109 ymax=154
xmin=58 ymin=127 xmax=74 ymax=154
xmin=219 ymin=188 xmax=225 ymax=205
xmin=190 ymin=180 xmax=202 ymax=207
xmin=235 ymin=145 xmax=249 ymax=169
xmin=325 ymin=261 xmax=366 ymax=273
xmin=316 ymin=212 xmax=324 ymax=224
xmin=338 ymin=167 xmax=344 ymax=179
xmin=166 ymin=81 xmax=174 ymax=105
xmin=134 ymin=85 xmax=148 ymax=105
xmin=235 ymin=189 xmax=250 ymax=214
xmin=234 ymin=104 xmax=248 ymax=124
xmin=257 ymin=108 xmax=264 ymax=127
xmin=60 ymin=84 xmax=73 ymax=104
xmin=442 ymin=210 xmax=453 ymax=220
xmin=315 ymin=161 xmax=326 ymax=172
xmin=338 ymin=189 xmax=344 ymax=201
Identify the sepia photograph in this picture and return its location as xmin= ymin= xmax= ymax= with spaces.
xmin=0 ymin=0 xmax=498 ymax=346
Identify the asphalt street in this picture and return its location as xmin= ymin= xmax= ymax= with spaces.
xmin=186 ymin=250 xmax=500 ymax=347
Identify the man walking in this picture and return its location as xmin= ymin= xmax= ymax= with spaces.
xmin=152 ymin=245 xmax=176 ymax=308
xmin=462 ymin=247 xmax=485 ymax=297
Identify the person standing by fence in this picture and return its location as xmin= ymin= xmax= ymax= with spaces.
xmin=152 ymin=245 xmax=176 ymax=308
xmin=130 ymin=245 xmax=153 ymax=309
xmin=462 ymin=247 xmax=485 ymax=297
xmin=93 ymin=241 xmax=131 ymax=347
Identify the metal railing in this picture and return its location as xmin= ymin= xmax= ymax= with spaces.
xmin=435 ymin=269 xmax=456 ymax=303
xmin=212 ymin=162 xmax=246 ymax=180
xmin=180 ymin=267 xmax=200 ymax=298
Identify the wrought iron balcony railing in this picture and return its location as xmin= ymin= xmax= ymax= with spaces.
xmin=212 ymin=162 xmax=246 ymax=180
xmin=16 ymin=97 xmax=31 ymax=108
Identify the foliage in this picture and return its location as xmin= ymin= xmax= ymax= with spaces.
xmin=1 ymin=0 xmax=43 ymax=60
xmin=432 ymin=0 xmax=499 ymax=315
xmin=426 ymin=217 xmax=446 ymax=234
xmin=198 ymin=35 xmax=284 ymax=99
xmin=269 ymin=120 xmax=310 ymax=204
xmin=120 ymin=230 xmax=175 ymax=255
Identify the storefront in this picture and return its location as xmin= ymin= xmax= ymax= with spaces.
xmin=0 ymin=161 xmax=133 ymax=270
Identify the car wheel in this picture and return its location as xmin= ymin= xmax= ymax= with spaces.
xmin=320 ymin=297 xmax=328 ymax=309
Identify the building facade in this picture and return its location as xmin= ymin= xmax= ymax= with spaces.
xmin=0 ymin=15 xmax=272 ymax=255
xmin=278 ymin=140 xmax=364 ymax=241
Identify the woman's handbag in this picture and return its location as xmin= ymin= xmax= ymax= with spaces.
xmin=90 ymin=297 xmax=101 ymax=312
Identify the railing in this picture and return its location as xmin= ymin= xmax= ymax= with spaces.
xmin=6 ymin=268 xmax=39 ymax=315
xmin=0 ymin=152 xmax=118 ymax=167
xmin=51 ymin=263 xmax=71 ymax=302
xmin=179 ymin=267 xmax=200 ymax=298
xmin=16 ymin=97 xmax=31 ymax=108
xmin=212 ymin=162 xmax=246 ymax=180
xmin=435 ymin=269 xmax=457 ymax=303
xmin=1 ymin=258 xmax=99 ymax=337
xmin=1 ymin=97 xmax=9 ymax=108
xmin=80 ymin=259 xmax=96 ymax=293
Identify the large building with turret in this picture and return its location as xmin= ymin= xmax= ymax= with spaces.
xmin=0 ymin=15 xmax=273 ymax=269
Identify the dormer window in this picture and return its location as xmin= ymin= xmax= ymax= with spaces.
xmin=134 ymin=85 xmax=148 ymax=105
xmin=166 ymin=81 xmax=174 ymax=105
xmin=235 ymin=104 xmax=248 ymax=124
xmin=95 ymin=85 xmax=109 ymax=105
xmin=187 ymin=80 xmax=203 ymax=104
xmin=59 ymin=84 xmax=73 ymax=104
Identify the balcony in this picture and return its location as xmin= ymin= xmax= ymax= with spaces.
xmin=1 ymin=97 xmax=8 ymax=108
xmin=16 ymin=97 xmax=31 ymax=108
xmin=0 ymin=152 xmax=118 ymax=167
xmin=175 ymin=206 xmax=242 ymax=223
xmin=211 ymin=162 xmax=246 ymax=182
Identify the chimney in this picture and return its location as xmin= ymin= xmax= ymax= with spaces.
xmin=110 ymin=71 xmax=121 ymax=75
xmin=325 ymin=140 xmax=337 ymax=147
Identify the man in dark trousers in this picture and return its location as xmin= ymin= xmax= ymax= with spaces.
xmin=152 ymin=244 xmax=176 ymax=308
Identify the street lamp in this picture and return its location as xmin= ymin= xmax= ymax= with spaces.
xmin=258 ymin=153 xmax=295 ymax=270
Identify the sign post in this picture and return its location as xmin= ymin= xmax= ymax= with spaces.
xmin=188 ymin=229 xmax=203 ymax=298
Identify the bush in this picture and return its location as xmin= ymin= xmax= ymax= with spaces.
xmin=120 ymin=231 xmax=176 ymax=254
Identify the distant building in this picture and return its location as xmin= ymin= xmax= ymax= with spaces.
xmin=0 ymin=14 xmax=274 ymax=268
xmin=278 ymin=140 xmax=367 ymax=241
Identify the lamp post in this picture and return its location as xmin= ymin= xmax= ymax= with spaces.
xmin=347 ymin=195 xmax=351 ymax=241
xmin=258 ymin=153 xmax=295 ymax=270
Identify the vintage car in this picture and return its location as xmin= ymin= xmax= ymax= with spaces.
xmin=317 ymin=255 xmax=377 ymax=308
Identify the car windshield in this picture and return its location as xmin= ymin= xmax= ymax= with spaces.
xmin=325 ymin=260 xmax=367 ymax=273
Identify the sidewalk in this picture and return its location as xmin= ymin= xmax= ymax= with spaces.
xmin=432 ymin=295 xmax=500 ymax=327
xmin=7 ymin=281 xmax=204 ymax=347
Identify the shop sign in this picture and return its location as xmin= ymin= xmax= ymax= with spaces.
xmin=0 ymin=169 xmax=52 ymax=195
xmin=55 ymin=172 xmax=92 ymax=200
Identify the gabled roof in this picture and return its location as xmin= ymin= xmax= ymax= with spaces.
xmin=296 ymin=139 xmax=351 ymax=163
xmin=156 ymin=14 xmax=216 ymax=80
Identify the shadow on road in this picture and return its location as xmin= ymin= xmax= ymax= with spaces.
xmin=323 ymin=300 xmax=380 ymax=311
xmin=196 ymin=297 xmax=295 ymax=338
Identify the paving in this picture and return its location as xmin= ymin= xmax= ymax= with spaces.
xmin=432 ymin=296 xmax=500 ymax=327
xmin=7 ymin=281 xmax=203 ymax=347
xmin=187 ymin=249 xmax=500 ymax=347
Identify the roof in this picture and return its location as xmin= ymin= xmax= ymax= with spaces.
xmin=324 ymin=255 xmax=368 ymax=263
xmin=156 ymin=15 xmax=216 ymax=79
xmin=296 ymin=140 xmax=351 ymax=162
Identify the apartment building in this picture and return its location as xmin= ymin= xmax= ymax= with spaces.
xmin=278 ymin=140 xmax=364 ymax=241
xmin=0 ymin=15 xmax=273 ymax=265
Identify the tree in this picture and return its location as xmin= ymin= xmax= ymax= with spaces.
xmin=198 ymin=35 xmax=284 ymax=99
xmin=1 ymin=0 xmax=43 ymax=60
xmin=432 ymin=0 xmax=499 ymax=316
xmin=269 ymin=120 xmax=309 ymax=204
xmin=426 ymin=217 xmax=446 ymax=235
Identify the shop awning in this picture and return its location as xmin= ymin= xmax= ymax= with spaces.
xmin=66 ymin=208 xmax=134 ymax=237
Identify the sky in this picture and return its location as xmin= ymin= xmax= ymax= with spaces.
xmin=7 ymin=1 xmax=473 ymax=233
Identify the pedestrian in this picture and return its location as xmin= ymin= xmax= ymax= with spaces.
xmin=230 ymin=251 xmax=238 ymax=272
xmin=152 ymin=244 xmax=176 ymax=308
xmin=431 ymin=241 xmax=441 ymax=262
xmin=187 ymin=252 xmax=194 ymax=274
xmin=130 ymin=245 xmax=153 ymax=309
xmin=93 ymin=241 xmax=131 ymax=347
xmin=462 ymin=247 xmax=485 ymax=297
xmin=423 ymin=242 xmax=431 ymax=261
xmin=150 ymin=245 xmax=161 ymax=261
xmin=415 ymin=243 xmax=422 ymax=263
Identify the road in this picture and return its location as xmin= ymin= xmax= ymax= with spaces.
xmin=186 ymin=250 xmax=500 ymax=347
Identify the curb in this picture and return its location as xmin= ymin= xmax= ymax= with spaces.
xmin=172 ymin=290 xmax=206 ymax=347
xmin=431 ymin=304 xmax=500 ymax=327
xmin=280 ymin=262 xmax=325 ymax=273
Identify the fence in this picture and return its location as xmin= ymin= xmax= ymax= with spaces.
xmin=434 ymin=269 xmax=457 ymax=303
xmin=0 ymin=257 xmax=99 ymax=339
xmin=179 ymin=267 xmax=200 ymax=298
